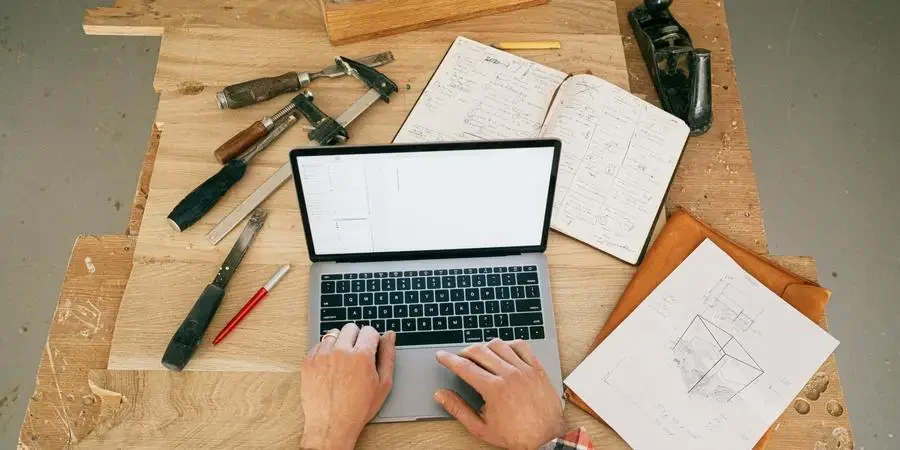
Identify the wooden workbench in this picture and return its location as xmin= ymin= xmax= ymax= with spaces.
xmin=18 ymin=0 xmax=853 ymax=448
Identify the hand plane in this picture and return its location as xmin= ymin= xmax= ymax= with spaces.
xmin=629 ymin=0 xmax=712 ymax=135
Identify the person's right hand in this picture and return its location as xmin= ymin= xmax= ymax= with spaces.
xmin=434 ymin=339 xmax=566 ymax=450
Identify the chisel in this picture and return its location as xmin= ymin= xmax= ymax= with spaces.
xmin=161 ymin=208 xmax=267 ymax=371
xmin=215 ymin=51 xmax=395 ymax=110
xmin=212 ymin=91 xmax=313 ymax=164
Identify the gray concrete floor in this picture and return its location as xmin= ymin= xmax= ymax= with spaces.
xmin=0 ymin=0 xmax=897 ymax=448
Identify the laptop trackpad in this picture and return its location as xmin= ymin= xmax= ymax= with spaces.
xmin=374 ymin=346 xmax=483 ymax=422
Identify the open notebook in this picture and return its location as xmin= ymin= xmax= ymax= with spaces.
xmin=394 ymin=36 xmax=690 ymax=264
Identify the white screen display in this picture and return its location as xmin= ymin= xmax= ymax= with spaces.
xmin=295 ymin=146 xmax=556 ymax=255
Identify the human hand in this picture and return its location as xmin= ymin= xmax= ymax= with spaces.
xmin=434 ymin=339 xmax=566 ymax=450
xmin=300 ymin=324 xmax=396 ymax=450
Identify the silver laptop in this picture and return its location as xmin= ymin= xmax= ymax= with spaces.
xmin=289 ymin=139 xmax=563 ymax=422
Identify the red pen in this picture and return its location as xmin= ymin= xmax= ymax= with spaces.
xmin=213 ymin=264 xmax=291 ymax=345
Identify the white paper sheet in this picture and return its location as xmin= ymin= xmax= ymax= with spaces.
xmin=565 ymin=239 xmax=839 ymax=450
xmin=541 ymin=75 xmax=690 ymax=264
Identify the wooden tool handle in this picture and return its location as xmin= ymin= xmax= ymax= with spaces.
xmin=214 ymin=121 xmax=268 ymax=163
xmin=217 ymin=72 xmax=303 ymax=110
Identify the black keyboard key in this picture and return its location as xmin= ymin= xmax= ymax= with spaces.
xmin=363 ymin=306 xmax=377 ymax=319
xmin=375 ymin=293 xmax=389 ymax=305
xmin=485 ymin=301 xmax=500 ymax=314
xmin=530 ymin=326 xmax=545 ymax=339
xmin=321 ymin=294 xmax=342 ymax=307
xmin=494 ymin=314 xmax=509 ymax=327
xmin=412 ymin=277 xmax=426 ymax=290
xmin=526 ymin=285 xmax=540 ymax=298
xmin=404 ymin=271 xmax=416 ymax=277
xmin=402 ymin=318 xmax=416 ymax=331
xmin=487 ymin=274 xmax=501 ymax=286
xmin=382 ymin=279 xmax=396 ymax=291
xmin=472 ymin=275 xmax=486 ymax=287
xmin=451 ymin=289 xmax=465 ymax=301
xmin=427 ymin=277 xmax=441 ymax=289
xmin=449 ymin=269 xmax=462 ymax=275
xmin=378 ymin=305 xmax=392 ymax=318
xmin=480 ymin=287 xmax=495 ymax=300
xmin=433 ymin=317 xmax=447 ymax=330
xmin=421 ymin=290 xmax=435 ymax=302
xmin=478 ymin=268 xmax=491 ymax=274
xmin=366 ymin=279 xmax=381 ymax=292
xmin=501 ymin=274 xmax=516 ymax=286
xmin=345 ymin=293 xmax=359 ymax=306
xmin=386 ymin=319 xmax=401 ymax=332
xmin=441 ymin=276 xmax=457 ymax=288
xmin=496 ymin=287 xmax=510 ymax=299
xmin=516 ymin=272 xmax=539 ymax=285
xmin=419 ymin=270 xmax=433 ymax=276
xmin=345 ymin=273 xmax=358 ymax=279
xmin=435 ymin=269 xmax=448 ymax=275
xmin=398 ymin=278 xmax=411 ymax=290
xmin=464 ymin=268 xmax=477 ymax=274
xmin=409 ymin=305 xmax=423 ymax=317
xmin=360 ymin=293 xmax=374 ymax=305
xmin=515 ymin=299 xmax=542 ymax=312
xmin=371 ymin=320 xmax=386 ymax=332
xmin=500 ymin=327 xmax=514 ymax=340
xmin=484 ymin=328 xmax=499 ymax=340
xmin=440 ymin=303 xmax=454 ymax=316
xmin=493 ymin=267 xmax=507 ymax=273
xmin=390 ymin=292 xmax=404 ymax=304
xmin=479 ymin=315 xmax=494 ymax=328
xmin=509 ymin=266 xmax=523 ymax=272
xmin=465 ymin=288 xmax=480 ymax=301
xmin=471 ymin=301 xmax=485 ymax=314
xmin=322 ymin=274 xmax=342 ymax=280
xmin=449 ymin=317 xmax=463 ymax=329
xmin=524 ymin=265 xmax=537 ymax=272
xmin=455 ymin=303 xmax=469 ymax=315
xmin=515 ymin=326 xmax=529 ymax=340
xmin=321 ymin=281 xmax=336 ymax=293
xmin=457 ymin=275 xmax=472 ymax=288
xmin=395 ymin=330 xmax=463 ymax=346
xmin=352 ymin=280 xmax=365 ymax=292
xmin=320 ymin=321 xmax=350 ymax=334
xmin=464 ymin=315 xmax=478 ymax=329
xmin=465 ymin=329 xmax=483 ymax=343
xmin=510 ymin=313 xmax=543 ymax=326
xmin=375 ymin=272 xmax=388 ymax=278
xmin=393 ymin=305 xmax=408 ymax=317
xmin=511 ymin=286 xmax=525 ymax=299
xmin=424 ymin=304 xmax=439 ymax=316
xmin=417 ymin=318 xmax=432 ymax=331
xmin=389 ymin=271 xmax=403 ymax=277
xmin=500 ymin=300 xmax=515 ymax=313
xmin=321 ymin=308 xmax=346 ymax=321
xmin=360 ymin=273 xmax=373 ymax=279
xmin=348 ymin=307 xmax=362 ymax=320
xmin=436 ymin=290 xmax=450 ymax=302
xmin=337 ymin=280 xmax=351 ymax=293
xmin=405 ymin=291 xmax=420 ymax=303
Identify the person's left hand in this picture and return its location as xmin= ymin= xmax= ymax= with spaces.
xmin=300 ymin=324 xmax=396 ymax=450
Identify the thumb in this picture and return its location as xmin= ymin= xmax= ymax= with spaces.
xmin=434 ymin=389 xmax=486 ymax=438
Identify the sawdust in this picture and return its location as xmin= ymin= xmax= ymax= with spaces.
xmin=84 ymin=257 xmax=96 ymax=274
xmin=177 ymin=80 xmax=206 ymax=96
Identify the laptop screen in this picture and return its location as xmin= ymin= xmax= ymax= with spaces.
xmin=291 ymin=140 xmax=560 ymax=261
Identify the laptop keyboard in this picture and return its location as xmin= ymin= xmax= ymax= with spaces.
xmin=319 ymin=265 xmax=546 ymax=346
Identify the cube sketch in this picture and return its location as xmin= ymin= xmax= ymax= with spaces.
xmin=673 ymin=315 xmax=764 ymax=402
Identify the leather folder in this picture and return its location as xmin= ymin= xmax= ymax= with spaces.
xmin=564 ymin=210 xmax=831 ymax=450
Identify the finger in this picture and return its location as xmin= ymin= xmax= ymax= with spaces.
xmin=376 ymin=331 xmax=397 ymax=388
xmin=486 ymin=338 xmax=529 ymax=370
xmin=433 ymin=389 xmax=486 ymax=438
xmin=509 ymin=339 xmax=542 ymax=368
xmin=354 ymin=326 xmax=380 ymax=355
xmin=459 ymin=343 xmax=515 ymax=375
xmin=335 ymin=322 xmax=360 ymax=350
xmin=319 ymin=328 xmax=340 ymax=352
xmin=306 ymin=342 xmax=321 ymax=361
xmin=436 ymin=351 xmax=497 ymax=390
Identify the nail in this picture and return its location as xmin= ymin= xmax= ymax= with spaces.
xmin=433 ymin=391 xmax=444 ymax=403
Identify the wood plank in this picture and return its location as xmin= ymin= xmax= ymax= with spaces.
xmin=319 ymin=0 xmax=548 ymax=45
xmin=126 ymin=124 xmax=160 ymax=236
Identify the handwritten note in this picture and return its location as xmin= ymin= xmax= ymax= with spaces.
xmin=541 ymin=75 xmax=690 ymax=264
xmin=565 ymin=239 xmax=839 ymax=450
xmin=394 ymin=36 xmax=567 ymax=143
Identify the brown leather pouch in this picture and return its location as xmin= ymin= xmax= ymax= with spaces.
xmin=564 ymin=210 xmax=831 ymax=449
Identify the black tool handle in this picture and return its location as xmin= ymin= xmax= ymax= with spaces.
xmin=161 ymin=284 xmax=226 ymax=371
xmin=217 ymin=72 xmax=304 ymax=109
xmin=167 ymin=160 xmax=247 ymax=232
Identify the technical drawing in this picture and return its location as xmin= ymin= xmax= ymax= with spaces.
xmin=672 ymin=315 xmax=764 ymax=402
xmin=702 ymin=278 xmax=762 ymax=332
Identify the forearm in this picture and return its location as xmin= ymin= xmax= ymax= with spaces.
xmin=538 ymin=427 xmax=594 ymax=450
xmin=300 ymin=423 xmax=361 ymax=450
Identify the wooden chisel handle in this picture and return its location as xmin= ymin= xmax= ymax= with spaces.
xmin=215 ymin=72 xmax=306 ymax=110
xmin=214 ymin=120 xmax=268 ymax=163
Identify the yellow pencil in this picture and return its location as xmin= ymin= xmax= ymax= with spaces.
xmin=492 ymin=41 xmax=561 ymax=50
